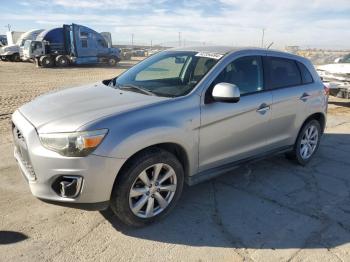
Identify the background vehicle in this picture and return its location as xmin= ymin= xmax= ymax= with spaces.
xmin=0 ymin=29 xmax=43 ymax=62
xmin=23 ymin=24 xmax=121 ymax=67
xmin=0 ymin=35 xmax=7 ymax=47
xmin=318 ymin=54 xmax=350 ymax=99
xmin=12 ymin=47 xmax=327 ymax=227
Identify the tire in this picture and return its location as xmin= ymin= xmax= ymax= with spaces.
xmin=286 ymin=119 xmax=321 ymax=166
xmin=40 ymin=56 xmax=54 ymax=68
xmin=110 ymin=148 xmax=184 ymax=227
xmin=108 ymin=56 xmax=118 ymax=67
xmin=9 ymin=53 xmax=20 ymax=62
xmin=55 ymin=55 xmax=69 ymax=67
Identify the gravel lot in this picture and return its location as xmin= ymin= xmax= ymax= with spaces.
xmin=1 ymin=61 xmax=350 ymax=261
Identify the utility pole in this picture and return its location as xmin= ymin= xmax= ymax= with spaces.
xmin=178 ymin=32 xmax=181 ymax=47
xmin=5 ymin=24 xmax=11 ymax=31
xmin=131 ymin=33 xmax=134 ymax=49
xmin=261 ymin=28 xmax=265 ymax=48
xmin=150 ymin=40 xmax=152 ymax=48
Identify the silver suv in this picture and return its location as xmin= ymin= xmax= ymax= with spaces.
xmin=12 ymin=46 xmax=327 ymax=226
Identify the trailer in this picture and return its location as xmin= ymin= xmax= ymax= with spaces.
xmin=23 ymin=24 xmax=121 ymax=67
xmin=0 ymin=29 xmax=43 ymax=62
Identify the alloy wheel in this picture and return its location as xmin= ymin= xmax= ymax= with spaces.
xmin=300 ymin=124 xmax=319 ymax=160
xmin=129 ymin=163 xmax=177 ymax=218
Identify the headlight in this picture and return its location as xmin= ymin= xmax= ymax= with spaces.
xmin=39 ymin=129 xmax=108 ymax=157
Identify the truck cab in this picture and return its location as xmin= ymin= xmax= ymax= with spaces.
xmin=22 ymin=40 xmax=45 ymax=61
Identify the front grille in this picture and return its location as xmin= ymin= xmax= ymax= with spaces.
xmin=12 ymin=122 xmax=36 ymax=181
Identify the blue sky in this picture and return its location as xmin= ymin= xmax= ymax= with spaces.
xmin=0 ymin=0 xmax=349 ymax=49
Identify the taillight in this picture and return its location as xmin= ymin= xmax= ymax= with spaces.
xmin=323 ymin=83 xmax=330 ymax=96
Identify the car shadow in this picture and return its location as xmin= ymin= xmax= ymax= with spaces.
xmin=0 ymin=231 xmax=28 ymax=245
xmin=101 ymin=133 xmax=350 ymax=249
xmin=329 ymin=100 xmax=350 ymax=108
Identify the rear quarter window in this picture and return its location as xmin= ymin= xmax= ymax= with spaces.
xmin=264 ymin=57 xmax=302 ymax=89
xmin=297 ymin=61 xmax=314 ymax=84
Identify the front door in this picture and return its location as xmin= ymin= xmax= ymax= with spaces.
xmin=198 ymin=56 xmax=273 ymax=171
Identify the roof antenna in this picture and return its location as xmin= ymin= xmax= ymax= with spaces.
xmin=267 ymin=42 xmax=274 ymax=49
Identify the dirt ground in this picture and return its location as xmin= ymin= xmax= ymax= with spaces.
xmin=1 ymin=60 xmax=350 ymax=261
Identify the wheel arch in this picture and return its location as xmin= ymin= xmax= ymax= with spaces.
xmin=302 ymin=112 xmax=326 ymax=134
xmin=293 ymin=112 xmax=326 ymax=147
xmin=112 ymin=142 xmax=190 ymax=192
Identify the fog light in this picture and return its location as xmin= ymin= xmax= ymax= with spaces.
xmin=52 ymin=176 xmax=83 ymax=198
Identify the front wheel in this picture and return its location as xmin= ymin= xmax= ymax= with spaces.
xmin=286 ymin=119 xmax=321 ymax=166
xmin=110 ymin=148 xmax=184 ymax=227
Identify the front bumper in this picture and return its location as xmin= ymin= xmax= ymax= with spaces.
xmin=12 ymin=110 xmax=126 ymax=208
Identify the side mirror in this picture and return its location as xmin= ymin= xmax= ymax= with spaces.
xmin=212 ymin=83 xmax=240 ymax=103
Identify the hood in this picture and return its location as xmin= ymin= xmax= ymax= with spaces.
xmin=1 ymin=44 xmax=19 ymax=53
xmin=317 ymin=63 xmax=350 ymax=75
xmin=19 ymin=82 xmax=169 ymax=133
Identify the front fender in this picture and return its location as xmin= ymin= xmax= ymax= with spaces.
xmin=97 ymin=125 xmax=198 ymax=176
xmin=82 ymin=94 xmax=201 ymax=176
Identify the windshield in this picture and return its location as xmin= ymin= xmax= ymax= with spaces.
xmin=114 ymin=51 xmax=221 ymax=97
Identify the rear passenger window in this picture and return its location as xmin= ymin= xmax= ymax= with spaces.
xmin=297 ymin=62 xmax=313 ymax=84
xmin=264 ymin=57 xmax=302 ymax=89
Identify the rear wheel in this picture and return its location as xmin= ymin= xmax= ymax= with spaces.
xmin=110 ymin=148 xmax=184 ymax=227
xmin=108 ymin=56 xmax=118 ymax=67
xmin=286 ymin=119 xmax=321 ymax=166
xmin=40 ymin=56 xmax=54 ymax=68
xmin=9 ymin=53 xmax=20 ymax=62
xmin=55 ymin=55 xmax=69 ymax=67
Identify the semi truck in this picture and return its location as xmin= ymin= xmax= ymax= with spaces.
xmin=23 ymin=24 xmax=121 ymax=67
xmin=0 ymin=29 xmax=43 ymax=61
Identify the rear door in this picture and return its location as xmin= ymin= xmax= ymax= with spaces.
xmin=263 ymin=56 xmax=307 ymax=149
xmin=199 ymin=55 xmax=273 ymax=171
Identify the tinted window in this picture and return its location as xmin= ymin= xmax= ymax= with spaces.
xmin=297 ymin=62 xmax=313 ymax=84
xmin=80 ymin=32 xmax=89 ymax=38
xmin=213 ymin=56 xmax=264 ymax=95
xmin=81 ymin=39 xmax=88 ymax=48
xmin=98 ymin=39 xmax=108 ymax=48
xmin=264 ymin=57 xmax=302 ymax=89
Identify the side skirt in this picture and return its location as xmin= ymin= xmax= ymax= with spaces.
xmin=186 ymin=145 xmax=293 ymax=186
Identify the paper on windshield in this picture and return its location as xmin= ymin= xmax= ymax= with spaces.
xmin=195 ymin=52 xmax=223 ymax=60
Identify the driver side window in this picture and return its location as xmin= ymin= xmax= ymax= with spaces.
xmin=213 ymin=56 xmax=264 ymax=95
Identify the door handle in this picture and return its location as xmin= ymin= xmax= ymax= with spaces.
xmin=256 ymin=103 xmax=270 ymax=114
xmin=300 ymin=92 xmax=311 ymax=102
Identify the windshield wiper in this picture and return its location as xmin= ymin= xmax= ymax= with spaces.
xmin=118 ymin=84 xmax=156 ymax=96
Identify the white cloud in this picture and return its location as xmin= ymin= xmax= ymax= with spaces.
xmin=1 ymin=0 xmax=350 ymax=49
